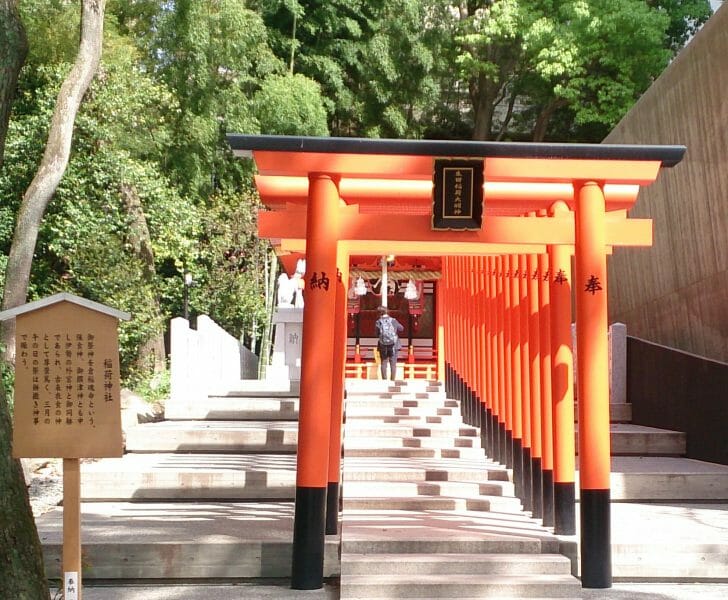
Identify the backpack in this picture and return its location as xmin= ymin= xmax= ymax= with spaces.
xmin=378 ymin=315 xmax=397 ymax=346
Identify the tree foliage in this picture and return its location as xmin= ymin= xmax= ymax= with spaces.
xmin=430 ymin=0 xmax=678 ymax=141
xmin=0 ymin=2 xmax=718 ymax=594
xmin=0 ymin=0 xmax=718 ymax=383
xmin=254 ymin=73 xmax=329 ymax=136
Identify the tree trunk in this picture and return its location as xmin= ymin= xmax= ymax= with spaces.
xmin=1 ymin=0 xmax=106 ymax=364
xmin=0 ymin=5 xmax=49 ymax=597
xmin=470 ymin=73 xmax=496 ymax=141
xmin=120 ymin=182 xmax=165 ymax=374
xmin=532 ymin=98 xmax=567 ymax=142
xmin=258 ymin=249 xmax=278 ymax=379
xmin=0 ymin=378 xmax=50 ymax=600
xmin=0 ymin=0 xmax=28 ymax=169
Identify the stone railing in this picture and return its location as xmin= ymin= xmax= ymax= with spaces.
xmin=169 ymin=315 xmax=243 ymax=404
xmin=572 ymin=322 xmax=627 ymax=404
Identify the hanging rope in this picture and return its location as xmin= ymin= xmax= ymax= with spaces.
xmin=349 ymin=269 xmax=441 ymax=281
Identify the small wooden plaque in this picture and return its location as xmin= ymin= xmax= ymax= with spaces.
xmin=11 ymin=300 xmax=124 ymax=458
xmin=432 ymin=158 xmax=484 ymax=231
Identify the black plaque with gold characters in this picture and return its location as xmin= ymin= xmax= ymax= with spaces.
xmin=432 ymin=158 xmax=484 ymax=230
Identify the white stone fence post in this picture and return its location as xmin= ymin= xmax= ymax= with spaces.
xmin=572 ymin=321 xmax=627 ymax=404
xmin=169 ymin=315 xmax=243 ymax=405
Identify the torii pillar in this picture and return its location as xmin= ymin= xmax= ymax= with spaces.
xmin=291 ymin=173 xmax=340 ymax=589
xmin=574 ymin=181 xmax=612 ymax=587
xmin=226 ymin=133 xmax=685 ymax=592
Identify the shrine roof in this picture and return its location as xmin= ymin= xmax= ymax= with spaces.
xmin=227 ymin=134 xmax=685 ymax=166
xmin=227 ymin=134 xmax=685 ymax=217
xmin=227 ymin=134 xmax=685 ymax=270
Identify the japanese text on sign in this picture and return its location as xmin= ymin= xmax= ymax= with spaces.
xmin=18 ymin=331 xmax=114 ymax=429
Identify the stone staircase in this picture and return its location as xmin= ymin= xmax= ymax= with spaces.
xmin=340 ymin=379 xmax=581 ymax=599
xmin=571 ymin=400 xmax=728 ymax=580
xmin=34 ymin=381 xmax=342 ymax=581
xmin=33 ymin=375 xmax=728 ymax=591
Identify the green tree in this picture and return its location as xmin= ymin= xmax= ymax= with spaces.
xmin=188 ymin=189 xmax=266 ymax=343
xmin=254 ymin=73 xmax=328 ymax=135
xmin=256 ymin=0 xmax=385 ymax=135
xmin=355 ymin=0 xmax=441 ymax=138
xmin=2 ymin=0 xmax=106 ymax=362
xmin=0 ymin=1 xmax=49 ymax=596
xmin=149 ymin=0 xmax=280 ymax=197
xmin=647 ymin=0 xmax=712 ymax=52
xmin=0 ymin=0 xmax=27 ymax=166
xmin=521 ymin=0 xmax=672 ymax=141
xmin=430 ymin=0 xmax=675 ymax=141
xmin=0 ymin=9 xmax=197 ymax=379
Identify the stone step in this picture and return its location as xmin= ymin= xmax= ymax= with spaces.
xmin=346 ymin=597 xmax=581 ymax=600
xmin=340 ymin=573 xmax=581 ymax=599
xmin=350 ymin=390 xmax=448 ymax=401
xmin=345 ymin=397 xmax=457 ymax=409
xmin=561 ymin=502 xmax=728 ymax=580
xmin=576 ymin=424 xmax=686 ymax=456
xmin=80 ymin=453 xmax=297 ymax=501
xmin=343 ymin=467 xmax=507 ymax=483
xmin=578 ymin=456 xmax=728 ymax=501
xmin=209 ymin=379 xmax=299 ymax=397
xmin=345 ymin=380 xmax=442 ymax=394
xmin=35 ymin=501 xmax=339 ymax=580
xmin=344 ymin=436 xmax=482 ymax=450
xmin=342 ymin=456 xmax=510 ymax=478
xmin=341 ymin=552 xmax=573 ymax=575
xmin=342 ymin=495 xmax=522 ymax=513
xmin=346 ymin=405 xmax=456 ymax=417
xmin=165 ymin=397 xmax=299 ymax=420
xmin=345 ymin=424 xmax=478 ymax=438
xmin=343 ymin=447 xmax=486 ymax=459
xmin=345 ymin=414 xmax=462 ymax=424
xmin=342 ymin=479 xmax=514 ymax=498
xmin=125 ymin=421 xmax=298 ymax=453
xmin=341 ymin=535 xmax=557 ymax=555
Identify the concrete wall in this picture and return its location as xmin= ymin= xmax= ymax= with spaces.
xmin=604 ymin=5 xmax=728 ymax=362
xmin=627 ymin=336 xmax=728 ymax=465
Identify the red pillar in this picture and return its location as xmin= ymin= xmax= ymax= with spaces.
xmin=291 ymin=174 xmax=340 ymax=590
xmin=481 ymin=256 xmax=493 ymax=455
xmin=435 ymin=274 xmax=446 ymax=383
xmin=453 ymin=257 xmax=464 ymax=406
xmin=466 ymin=256 xmax=477 ymax=424
xmin=527 ymin=250 xmax=543 ymax=519
xmin=574 ymin=181 xmax=612 ymax=588
xmin=444 ymin=257 xmax=457 ymax=399
xmin=496 ymin=256 xmax=507 ymax=463
xmin=485 ymin=256 xmax=499 ymax=460
xmin=538 ymin=246 xmax=555 ymax=526
xmin=509 ymin=254 xmax=523 ymax=491
xmin=473 ymin=256 xmax=484 ymax=428
xmin=502 ymin=255 xmax=514 ymax=468
xmin=326 ymin=256 xmax=348 ymax=535
xmin=549 ymin=201 xmax=576 ymax=536
xmin=519 ymin=252 xmax=532 ymax=510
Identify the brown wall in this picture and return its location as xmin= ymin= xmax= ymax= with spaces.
xmin=627 ymin=336 xmax=728 ymax=465
xmin=604 ymin=6 xmax=728 ymax=362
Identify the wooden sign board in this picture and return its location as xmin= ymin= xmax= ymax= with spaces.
xmin=432 ymin=158 xmax=484 ymax=231
xmin=9 ymin=298 xmax=126 ymax=458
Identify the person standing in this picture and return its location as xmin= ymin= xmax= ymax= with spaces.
xmin=375 ymin=307 xmax=404 ymax=380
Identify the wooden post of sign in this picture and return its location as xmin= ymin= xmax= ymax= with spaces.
xmin=63 ymin=458 xmax=81 ymax=600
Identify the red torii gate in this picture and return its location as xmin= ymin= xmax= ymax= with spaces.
xmin=227 ymin=134 xmax=685 ymax=591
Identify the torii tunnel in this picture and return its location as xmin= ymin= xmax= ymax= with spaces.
xmin=227 ymin=134 xmax=685 ymax=591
